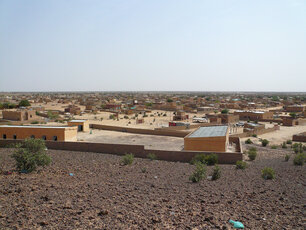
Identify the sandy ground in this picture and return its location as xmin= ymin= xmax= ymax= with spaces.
xmin=0 ymin=146 xmax=305 ymax=229
xmin=77 ymin=130 xmax=184 ymax=151
xmin=242 ymin=124 xmax=306 ymax=145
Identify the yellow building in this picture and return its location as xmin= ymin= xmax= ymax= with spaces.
xmin=0 ymin=125 xmax=77 ymax=141
xmin=67 ymin=120 xmax=89 ymax=132
xmin=184 ymin=125 xmax=229 ymax=152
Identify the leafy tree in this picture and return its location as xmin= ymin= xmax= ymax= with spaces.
xmin=289 ymin=112 xmax=297 ymax=119
xmin=18 ymin=100 xmax=31 ymax=107
xmin=221 ymin=109 xmax=229 ymax=114
xmin=167 ymin=98 xmax=173 ymax=103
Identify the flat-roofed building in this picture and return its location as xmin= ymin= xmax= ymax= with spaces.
xmin=67 ymin=120 xmax=89 ymax=132
xmin=2 ymin=110 xmax=37 ymax=121
xmin=284 ymin=105 xmax=305 ymax=113
xmin=184 ymin=125 xmax=229 ymax=152
xmin=0 ymin=125 xmax=77 ymax=141
xmin=234 ymin=110 xmax=273 ymax=121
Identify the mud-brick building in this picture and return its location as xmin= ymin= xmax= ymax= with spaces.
xmin=67 ymin=120 xmax=89 ymax=132
xmin=0 ymin=125 xmax=77 ymax=141
xmin=234 ymin=110 xmax=273 ymax=121
xmin=284 ymin=105 xmax=305 ymax=113
xmin=184 ymin=125 xmax=229 ymax=152
xmin=2 ymin=110 xmax=37 ymax=121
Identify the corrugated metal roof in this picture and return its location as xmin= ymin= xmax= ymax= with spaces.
xmin=188 ymin=126 xmax=228 ymax=138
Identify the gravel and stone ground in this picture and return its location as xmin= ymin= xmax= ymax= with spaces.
xmin=0 ymin=145 xmax=305 ymax=229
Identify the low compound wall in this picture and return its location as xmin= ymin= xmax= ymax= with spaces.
xmin=231 ymin=125 xmax=280 ymax=138
xmin=0 ymin=139 xmax=242 ymax=164
xmin=90 ymin=124 xmax=189 ymax=137
xmin=292 ymin=133 xmax=306 ymax=142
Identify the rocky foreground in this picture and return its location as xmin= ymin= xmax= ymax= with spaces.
xmin=0 ymin=145 xmax=305 ymax=229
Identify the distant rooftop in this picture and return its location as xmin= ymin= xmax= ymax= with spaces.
xmin=69 ymin=120 xmax=87 ymax=122
xmin=188 ymin=126 xmax=228 ymax=138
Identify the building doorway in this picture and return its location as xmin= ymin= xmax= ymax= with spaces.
xmin=78 ymin=125 xmax=83 ymax=131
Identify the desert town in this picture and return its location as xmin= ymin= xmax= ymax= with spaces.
xmin=0 ymin=92 xmax=305 ymax=229
xmin=0 ymin=92 xmax=305 ymax=148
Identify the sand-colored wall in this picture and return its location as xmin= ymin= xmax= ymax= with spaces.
xmin=0 ymin=139 xmax=242 ymax=164
xmin=0 ymin=126 xmax=77 ymax=141
xmin=2 ymin=111 xmax=22 ymax=121
xmin=184 ymin=135 xmax=227 ymax=152
xmin=231 ymin=125 xmax=280 ymax=138
xmin=67 ymin=120 xmax=89 ymax=132
xmin=90 ymin=124 xmax=190 ymax=137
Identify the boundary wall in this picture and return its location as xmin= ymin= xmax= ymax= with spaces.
xmin=0 ymin=139 xmax=242 ymax=164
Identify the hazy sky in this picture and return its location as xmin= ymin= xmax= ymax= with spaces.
xmin=0 ymin=0 xmax=305 ymax=92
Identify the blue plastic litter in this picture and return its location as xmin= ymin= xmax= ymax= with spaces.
xmin=69 ymin=173 xmax=74 ymax=176
xmin=229 ymin=219 xmax=244 ymax=229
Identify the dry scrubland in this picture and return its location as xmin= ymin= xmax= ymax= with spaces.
xmin=0 ymin=145 xmax=305 ymax=229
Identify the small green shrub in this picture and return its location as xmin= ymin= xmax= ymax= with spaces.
xmin=190 ymin=154 xmax=218 ymax=165
xmin=286 ymin=140 xmax=292 ymax=145
xmin=11 ymin=138 xmax=51 ymax=173
xmin=248 ymin=149 xmax=257 ymax=161
xmin=285 ymin=154 xmax=290 ymax=162
xmin=252 ymin=134 xmax=257 ymax=138
xmin=205 ymin=154 xmax=218 ymax=166
xmin=190 ymin=154 xmax=206 ymax=165
xmin=261 ymin=167 xmax=275 ymax=180
xmin=211 ymin=165 xmax=221 ymax=180
xmin=293 ymin=148 xmax=299 ymax=154
xmin=141 ymin=167 xmax=147 ymax=173
xmin=293 ymin=153 xmax=305 ymax=166
xmin=245 ymin=139 xmax=253 ymax=144
xmin=189 ymin=162 xmax=206 ymax=183
xmin=122 ymin=154 xmax=134 ymax=165
xmin=261 ymin=139 xmax=269 ymax=147
xmin=236 ymin=161 xmax=247 ymax=169
xmin=30 ymin=120 xmax=39 ymax=124
xmin=147 ymin=153 xmax=157 ymax=161
xmin=249 ymin=147 xmax=257 ymax=152
xmin=271 ymin=145 xmax=278 ymax=149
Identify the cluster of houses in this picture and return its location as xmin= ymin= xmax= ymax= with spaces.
xmin=0 ymin=93 xmax=305 ymax=148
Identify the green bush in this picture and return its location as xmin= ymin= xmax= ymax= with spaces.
xmin=261 ymin=167 xmax=275 ymax=180
xmin=293 ymin=153 xmax=305 ymax=166
xmin=281 ymin=142 xmax=287 ymax=149
xmin=141 ymin=167 xmax=147 ymax=173
xmin=122 ymin=154 xmax=134 ymax=165
xmin=190 ymin=154 xmax=206 ymax=165
xmin=147 ymin=153 xmax=157 ymax=161
xmin=286 ymin=140 xmax=292 ymax=145
xmin=190 ymin=153 xmax=218 ymax=166
xmin=211 ymin=165 xmax=221 ymax=180
xmin=249 ymin=147 xmax=257 ymax=152
xmin=11 ymin=138 xmax=51 ymax=173
xmin=189 ymin=162 xmax=206 ymax=183
xmin=271 ymin=145 xmax=278 ymax=149
xmin=236 ymin=160 xmax=247 ymax=169
xmin=261 ymin=139 xmax=269 ymax=147
xmin=245 ymin=139 xmax=253 ymax=144
xmin=252 ymin=134 xmax=257 ymax=138
xmin=221 ymin=109 xmax=229 ymax=114
xmin=285 ymin=154 xmax=290 ymax=162
xmin=205 ymin=154 xmax=218 ymax=166
xmin=248 ymin=149 xmax=257 ymax=161
xmin=30 ymin=121 xmax=39 ymax=124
